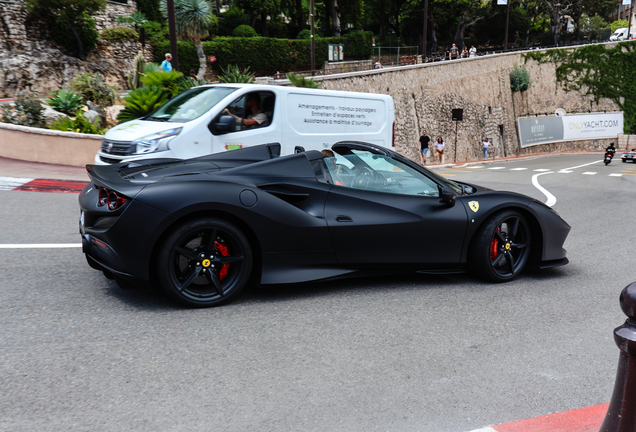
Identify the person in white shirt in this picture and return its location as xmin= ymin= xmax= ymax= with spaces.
xmin=435 ymin=137 xmax=445 ymax=164
xmin=469 ymin=45 xmax=477 ymax=58
xmin=482 ymin=138 xmax=491 ymax=160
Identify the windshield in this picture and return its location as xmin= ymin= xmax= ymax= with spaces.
xmin=147 ymin=87 xmax=238 ymax=123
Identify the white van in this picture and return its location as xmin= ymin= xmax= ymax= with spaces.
xmin=609 ymin=27 xmax=635 ymax=41
xmin=96 ymin=84 xmax=395 ymax=164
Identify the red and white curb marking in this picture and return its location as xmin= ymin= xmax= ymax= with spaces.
xmin=467 ymin=402 xmax=608 ymax=432
xmin=0 ymin=176 xmax=88 ymax=193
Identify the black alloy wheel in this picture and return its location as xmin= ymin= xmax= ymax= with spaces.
xmin=158 ymin=218 xmax=252 ymax=307
xmin=470 ymin=210 xmax=532 ymax=282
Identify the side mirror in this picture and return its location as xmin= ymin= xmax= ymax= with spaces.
xmin=438 ymin=185 xmax=456 ymax=208
xmin=294 ymin=146 xmax=306 ymax=153
xmin=211 ymin=115 xmax=236 ymax=135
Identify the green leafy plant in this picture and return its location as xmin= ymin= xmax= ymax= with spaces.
xmin=117 ymin=11 xmax=148 ymax=30
xmin=286 ymin=72 xmax=321 ymax=88
xmin=510 ymin=64 xmax=531 ymax=93
xmin=47 ymin=89 xmax=84 ymax=115
xmin=117 ymin=86 xmax=169 ymax=123
xmin=50 ymin=110 xmax=105 ymax=134
xmin=0 ymin=92 xmax=46 ymax=128
xmin=610 ymin=19 xmax=629 ymax=33
xmin=217 ymin=6 xmax=248 ymax=36
xmin=71 ymin=72 xmax=119 ymax=107
xmin=100 ymin=27 xmax=139 ymax=42
xmin=26 ymin=0 xmax=105 ymax=59
xmin=232 ymin=24 xmax=257 ymax=38
xmin=217 ymin=64 xmax=254 ymax=83
xmin=297 ymin=29 xmax=311 ymax=39
xmin=140 ymin=70 xmax=185 ymax=97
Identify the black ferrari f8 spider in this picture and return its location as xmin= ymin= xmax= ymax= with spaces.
xmin=79 ymin=142 xmax=570 ymax=307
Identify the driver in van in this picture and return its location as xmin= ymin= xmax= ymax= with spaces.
xmin=223 ymin=93 xmax=269 ymax=129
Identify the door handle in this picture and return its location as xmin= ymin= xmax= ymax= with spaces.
xmin=335 ymin=215 xmax=353 ymax=222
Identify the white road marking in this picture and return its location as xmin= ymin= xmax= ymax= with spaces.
xmin=582 ymin=172 xmax=597 ymax=175
xmin=563 ymin=160 xmax=603 ymax=170
xmin=558 ymin=170 xmax=573 ymax=173
xmin=466 ymin=428 xmax=497 ymax=432
xmin=532 ymin=172 xmax=557 ymax=207
xmin=510 ymin=167 xmax=527 ymax=171
xmin=487 ymin=167 xmax=506 ymax=170
xmin=0 ymin=176 xmax=33 ymax=191
xmin=609 ymin=173 xmax=623 ymax=177
xmin=0 ymin=244 xmax=82 ymax=249
xmin=533 ymin=168 xmax=550 ymax=172
xmin=467 ymin=166 xmax=486 ymax=169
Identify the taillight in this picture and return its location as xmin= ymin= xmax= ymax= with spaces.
xmin=97 ymin=187 xmax=127 ymax=210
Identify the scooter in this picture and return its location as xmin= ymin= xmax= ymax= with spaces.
xmin=604 ymin=149 xmax=615 ymax=165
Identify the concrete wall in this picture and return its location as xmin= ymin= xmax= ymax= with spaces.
xmin=309 ymin=47 xmax=619 ymax=163
xmin=0 ymin=123 xmax=101 ymax=166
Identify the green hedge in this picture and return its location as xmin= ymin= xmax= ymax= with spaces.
xmin=100 ymin=27 xmax=139 ymax=42
xmin=153 ymin=31 xmax=373 ymax=76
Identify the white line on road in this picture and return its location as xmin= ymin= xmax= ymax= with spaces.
xmin=532 ymin=172 xmax=557 ymax=207
xmin=533 ymin=168 xmax=550 ymax=172
xmin=0 ymin=244 xmax=82 ymax=249
xmin=487 ymin=167 xmax=506 ymax=170
xmin=562 ymin=160 xmax=602 ymax=170
xmin=582 ymin=172 xmax=597 ymax=175
xmin=558 ymin=170 xmax=573 ymax=173
xmin=609 ymin=173 xmax=623 ymax=177
xmin=510 ymin=167 xmax=527 ymax=171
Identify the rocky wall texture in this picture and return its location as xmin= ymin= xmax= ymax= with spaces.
xmin=317 ymin=50 xmax=619 ymax=163
xmin=0 ymin=39 xmax=152 ymax=97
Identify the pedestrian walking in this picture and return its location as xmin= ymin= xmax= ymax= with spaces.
xmin=435 ymin=137 xmax=445 ymax=164
xmin=482 ymin=138 xmax=491 ymax=160
xmin=419 ymin=130 xmax=431 ymax=164
xmin=448 ymin=44 xmax=459 ymax=60
xmin=469 ymin=45 xmax=477 ymax=58
xmin=161 ymin=53 xmax=173 ymax=72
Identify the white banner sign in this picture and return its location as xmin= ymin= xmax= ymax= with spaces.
xmin=518 ymin=112 xmax=623 ymax=147
xmin=623 ymin=0 xmax=631 ymax=6
xmin=497 ymin=0 xmax=508 ymax=4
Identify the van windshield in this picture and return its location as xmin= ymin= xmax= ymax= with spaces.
xmin=146 ymin=87 xmax=238 ymax=123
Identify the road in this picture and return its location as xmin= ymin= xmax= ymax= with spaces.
xmin=0 ymin=153 xmax=634 ymax=432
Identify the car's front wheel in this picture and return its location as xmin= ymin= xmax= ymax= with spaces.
xmin=158 ymin=218 xmax=252 ymax=307
xmin=470 ymin=210 xmax=531 ymax=282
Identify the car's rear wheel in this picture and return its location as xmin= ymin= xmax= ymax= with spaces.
xmin=158 ymin=218 xmax=252 ymax=307
xmin=470 ymin=210 xmax=531 ymax=282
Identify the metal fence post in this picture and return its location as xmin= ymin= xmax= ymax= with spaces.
xmin=600 ymin=282 xmax=636 ymax=432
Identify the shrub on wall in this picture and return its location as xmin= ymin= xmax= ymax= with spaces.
xmin=153 ymin=31 xmax=374 ymax=76
xmin=50 ymin=13 xmax=99 ymax=57
xmin=100 ymin=27 xmax=139 ymax=42
xmin=136 ymin=0 xmax=163 ymax=23
xmin=232 ymin=25 xmax=257 ymax=38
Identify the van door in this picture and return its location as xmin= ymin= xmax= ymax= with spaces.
xmin=209 ymin=90 xmax=280 ymax=153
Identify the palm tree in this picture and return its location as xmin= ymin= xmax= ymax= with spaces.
xmin=161 ymin=0 xmax=213 ymax=80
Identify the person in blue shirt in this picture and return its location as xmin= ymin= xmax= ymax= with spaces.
xmin=160 ymin=53 xmax=172 ymax=72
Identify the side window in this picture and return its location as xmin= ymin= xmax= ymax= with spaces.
xmin=212 ymin=91 xmax=275 ymax=135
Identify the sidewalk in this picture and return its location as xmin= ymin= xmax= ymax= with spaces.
xmin=0 ymin=156 xmax=89 ymax=181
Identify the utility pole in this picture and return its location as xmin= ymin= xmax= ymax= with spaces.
xmin=167 ymin=0 xmax=179 ymax=71
xmin=504 ymin=0 xmax=510 ymax=50
xmin=422 ymin=0 xmax=428 ymax=61
xmin=310 ymin=0 xmax=315 ymax=75
xmin=628 ymin=0 xmax=634 ymax=40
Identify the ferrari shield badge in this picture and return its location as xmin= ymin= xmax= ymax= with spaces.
xmin=468 ymin=201 xmax=479 ymax=213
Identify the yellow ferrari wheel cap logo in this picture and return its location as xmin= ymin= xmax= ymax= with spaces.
xmin=468 ymin=201 xmax=479 ymax=213
xmin=505 ymin=243 xmax=511 ymax=250
xmin=202 ymin=259 xmax=211 ymax=267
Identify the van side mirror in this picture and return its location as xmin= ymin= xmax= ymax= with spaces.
xmin=294 ymin=146 xmax=306 ymax=153
xmin=438 ymin=185 xmax=456 ymax=208
xmin=210 ymin=115 xmax=236 ymax=135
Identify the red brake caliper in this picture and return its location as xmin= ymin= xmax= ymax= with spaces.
xmin=490 ymin=228 xmax=500 ymax=260
xmin=214 ymin=240 xmax=230 ymax=281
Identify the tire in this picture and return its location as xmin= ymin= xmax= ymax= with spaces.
xmin=158 ymin=218 xmax=252 ymax=307
xmin=622 ymin=159 xmax=627 ymax=163
xmin=469 ymin=210 xmax=532 ymax=282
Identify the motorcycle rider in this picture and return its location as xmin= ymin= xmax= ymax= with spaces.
xmin=604 ymin=142 xmax=616 ymax=165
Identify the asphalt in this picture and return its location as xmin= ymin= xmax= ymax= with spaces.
xmin=0 ymin=151 xmax=614 ymax=432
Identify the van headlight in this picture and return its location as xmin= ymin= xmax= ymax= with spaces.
xmin=133 ymin=128 xmax=182 ymax=154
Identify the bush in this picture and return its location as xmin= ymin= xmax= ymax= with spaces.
xmin=153 ymin=32 xmax=374 ymax=76
xmin=232 ymin=25 xmax=257 ymax=38
xmin=510 ymin=64 xmax=532 ymax=92
xmin=218 ymin=64 xmax=254 ymax=83
xmin=136 ymin=0 xmax=162 ymax=22
xmin=140 ymin=70 xmax=185 ymax=97
xmin=48 ymin=89 xmax=84 ymax=115
xmin=141 ymin=20 xmax=169 ymax=46
xmin=72 ymin=72 xmax=119 ymax=107
xmin=117 ymin=86 xmax=169 ymax=123
xmin=286 ymin=72 xmax=320 ymax=88
xmin=100 ymin=27 xmax=139 ymax=42
xmin=50 ymin=12 xmax=99 ymax=57
xmin=50 ymin=110 xmax=105 ymax=134
xmin=0 ymin=92 xmax=45 ymax=128
xmin=297 ymin=29 xmax=311 ymax=39
xmin=218 ymin=7 xmax=248 ymax=36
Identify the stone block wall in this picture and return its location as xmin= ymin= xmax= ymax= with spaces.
xmin=314 ymin=49 xmax=619 ymax=163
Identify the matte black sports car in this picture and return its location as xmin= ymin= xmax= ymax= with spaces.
xmin=621 ymin=151 xmax=636 ymax=163
xmin=79 ymin=142 xmax=570 ymax=307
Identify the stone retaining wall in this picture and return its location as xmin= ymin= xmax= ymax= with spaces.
xmin=0 ymin=123 xmax=101 ymax=166
xmin=311 ymin=47 xmax=619 ymax=162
